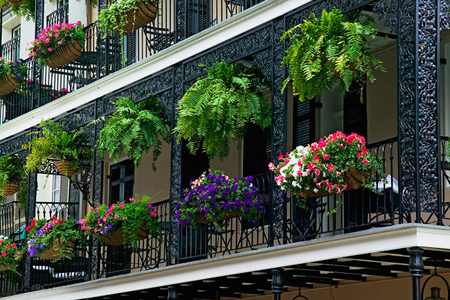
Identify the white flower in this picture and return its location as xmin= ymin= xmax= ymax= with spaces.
xmin=313 ymin=188 xmax=319 ymax=193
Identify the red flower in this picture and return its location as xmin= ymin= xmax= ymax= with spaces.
xmin=1 ymin=252 xmax=6 ymax=257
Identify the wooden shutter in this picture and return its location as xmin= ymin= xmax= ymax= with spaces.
xmin=187 ymin=0 xmax=211 ymax=37
xmin=344 ymin=83 xmax=367 ymax=139
xmin=293 ymin=97 xmax=315 ymax=147
xmin=109 ymin=160 xmax=135 ymax=205
xmin=181 ymin=139 xmax=210 ymax=189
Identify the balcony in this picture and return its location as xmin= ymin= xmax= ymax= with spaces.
xmin=0 ymin=0 xmax=266 ymax=125
xmin=1 ymin=36 xmax=20 ymax=62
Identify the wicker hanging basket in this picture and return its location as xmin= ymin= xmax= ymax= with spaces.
xmin=0 ymin=264 xmax=10 ymax=272
xmin=197 ymin=211 xmax=240 ymax=224
xmin=55 ymin=160 xmax=79 ymax=177
xmin=100 ymin=225 xmax=148 ymax=246
xmin=3 ymin=182 xmax=19 ymax=196
xmin=0 ymin=73 xmax=18 ymax=96
xmin=46 ymin=40 xmax=83 ymax=69
xmin=303 ymin=167 xmax=363 ymax=198
xmin=114 ymin=1 xmax=157 ymax=35
xmin=6 ymin=0 xmax=23 ymax=4
xmin=38 ymin=238 xmax=76 ymax=260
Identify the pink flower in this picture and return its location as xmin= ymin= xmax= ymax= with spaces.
xmin=119 ymin=203 xmax=124 ymax=208
xmin=150 ymin=210 xmax=157 ymax=217
xmin=90 ymin=207 xmax=94 ymax=211
xmin=57 ymin=41 xmax=62 ymax=45
xmin=48 ymin=48 xmax=52 ymax=52
xmin=114 ymin=214 xmax=119 ymax=218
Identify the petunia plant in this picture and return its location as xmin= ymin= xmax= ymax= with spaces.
xmin=27 ymin=22 xmax=86 ymax=67
xmin=79 ymin=195 xmax=160 ymax=245
xmin=174 ymin=170 xmax=265 ymax=231
xmin=26 ymin=217 xmax=85 ymax=261
xmin=0 ymin=236 xmax=22 ymax=271
xmin=0 ymin=58 xmax=28 ymax=89
xmin=270 ymin=131 xmax=385 ymax=205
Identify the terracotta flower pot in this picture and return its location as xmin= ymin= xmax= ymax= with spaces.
xmin=46 ymin=40 xmax=83 ymax=69
xmin=0 ymin=73 xmax=18 ymax=96
xmin=3 ymin=182 xmax=19 ymax=196
xmin=38 ymin=238 xmax=76 ymax=260
xmin=55 ymin=160 xmax=79 ymax=177
xmin=100 ymin=225 xmax=148 ymax=246
xmin=303 ymin=167 xmax=363 ymax=198
xmin=114 ymin=1 xmax=157 ymax=35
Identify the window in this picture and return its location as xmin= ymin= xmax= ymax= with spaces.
xmin=343 ymin=82 xmax=367 ymax=139
xmin=12 ymin=25 xmax=20 ymax=38
xmin=109 ymin=160 xmax=135 ymax=205
xmin=52 ymin=175 xmax=61 ymax=203
xmin=293 ymin=97 xmax=316 ymax=147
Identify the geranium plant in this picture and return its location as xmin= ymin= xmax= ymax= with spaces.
xmin=174 ymin=170 xmax=265 ymax=231
xmin=0 ymin=236 xmax=22 ymax=271
xmin=270 ymin=131 xmax=385 ymax=204
xmin=28 ymin=22 xmax=86 ymax=67
xmin=79 ymin=195 xmax=160 ymax=245
xmin=96 ymin=96 xmax=170 ymax=170
xmin=0 ymin=58 xmax=28 ymax=89
xmin=26 ymin=217 xmax=85 ymax=261
xmin=175 ymin=61 xmax=271 ymax=160
xmin=23 ymin=119 xmax=93 ymax=177
xmin=281 ymin=8 xmax=385 ymax=101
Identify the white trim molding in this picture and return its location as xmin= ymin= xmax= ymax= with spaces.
xmin=7 ymin=224 xmax=450 ymax=300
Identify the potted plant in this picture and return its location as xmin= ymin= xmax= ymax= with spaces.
xmin=79 ymin=195 xmax=160 ymax=246
xmin=0 ymin=58 xmax=28 ymax=96
xmin=98 ymin=0 xmax=157 ymax=36
xmin=0 ymin=236 xmax=22 ymax=271
xmin=96 ymin=96 xmax=170 ymax=170
xmin=281 ymin=8 xmax=385 ymax=101
xmin=23 ymin=119 xmax=93 ymax=177
xmin=26 ymin=217 xmax=85 ymax=260
xmin=174 ymin=61 xmax=271 ymax=160
xmin=28 ymin=22 xmax=86 ymax=69
xmin=270 ymin=131 xmax=385 ymax=205
xmin=174 ymin=170 xmax=265 ymax=231
xmin=0 ymin=154 xmax=28 ymax=209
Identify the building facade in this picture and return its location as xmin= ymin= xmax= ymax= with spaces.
xmin=0 ymin=0 xmax=450 ymax=299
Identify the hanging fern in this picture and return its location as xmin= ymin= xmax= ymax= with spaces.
xmin=0 ymin=154 xmax=28 ymax=210
xmin=281 ymin=8 xmax=385 ymax=101
xmin=175 ymin=61 xmax=271 ymax=160
xmin=96 ymin=96 xmax=171 ymax=170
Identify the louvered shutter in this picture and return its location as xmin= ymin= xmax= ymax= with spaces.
xmin=344 ymin=83 xmax=367 ymax=138
xmin=109 ymin=160 xmax=135 ymax=205
xmin=293 ymin=97 xmax=315 ymax=147
xmin=187 ymin=0 xmax=211 ymax=37
xmin=181 ymin=139 xmax=209 ymax=189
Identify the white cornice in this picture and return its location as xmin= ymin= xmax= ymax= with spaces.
xmin=5 ymin=224 xmax=450 ymax=300
xmin=0 ymin=0 xmax=311 ymax=141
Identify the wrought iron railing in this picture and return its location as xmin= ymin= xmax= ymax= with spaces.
xmin=1 ymin=36 xmax=20 ymax=62
xmin=0 ymin=201 xmax=26 ymax=240
xmin=46 ymin=3 xmax=69 ymax=27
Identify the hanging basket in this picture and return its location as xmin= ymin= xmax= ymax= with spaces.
xmin=46 ymin=40 xmax=83 ymax=69
xmin=0 ymin=73 xmax=18 ymax=96
xmin=197 ymin=211 xmax=240 ymax=224
xmin=0 ymin=264 xmax=10 ymax=272
xmin=303 ymin=167 xmax=363 ymax=198
xmin=55 ymin=160 xmax=79 ymax=177
xmin=38 ymin=238 xmax=76 ymax=260
xmin=6 ymin=0 xmax=23 ymax=4
xmin=100 ymin=225 xmax=148 ymax=246
xmin=114 ymin=1 xmax=157 ymax=35
xmin=3 ymin=182 xmax=19 ymax=196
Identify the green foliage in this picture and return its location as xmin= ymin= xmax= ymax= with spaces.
xmin=281 ymin=8 xmax=385 ymax=101
xmin=0 ymin=154 xmax=27 ymax=210
xmin=96 ymin=96 xmax=170 ymax=170
xmin=79 ymin=195 xmax=160 ymax=246
xmin=23 ymin=119 xmax=93 ymax=176
xmin=10 ymin=0 xmax=35 ymax=21
xmin=26 ymin=218 xmax=86 ymax=261
xmin=175 ymin=61 xmax=271 ymax=160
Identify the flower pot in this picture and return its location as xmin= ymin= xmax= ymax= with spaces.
xmin=38 ymin=238 xmax=76 ymax=260
xmin=114 ymin=1 xmax=157 ymax=35
xmin=55 ymin=160 xmax=78 ymax=177
xmin=197 ymin=211 xmax=240 ymax=224
xmin=303 ymin=167 xmax=363 ymax=198
xmin=46 ymin=40 xmax=83 ymax=69
xmin=100 ymin=225 xmax=148 ymax=246
xmin=0 ymin=73 xmax=18 ymax=96
xmin=3 ymin=182 xmax=19 ymax=196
